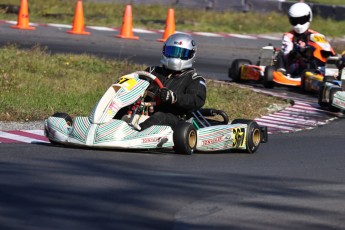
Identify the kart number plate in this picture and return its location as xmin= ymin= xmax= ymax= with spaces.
xmin=116 ymin=77 xmax=137 ymax=91
xmin=232 ymin=127 xmax=245 ymax=148
xmin=310 ymin=34 xmax=327 ymax=43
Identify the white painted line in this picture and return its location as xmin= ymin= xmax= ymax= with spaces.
xmin=133 ymin=28 xmax=156 ymax=34
xmin=192 ymin=32 xmax=224 ymax=37
xmin=5 ymin=20 xmax=17 ymax=25
xmin=86 ymin=26 xmax=116 ymax=31
xmin=227 ymin=34 xmax=257 ymax=39
xmin=47 ymin=23 xmax=72 ymax=28
xmin=24 ymin=130 xmax=45 ymax=136
xmin=258 ymin=35 xmax=281 ymax=40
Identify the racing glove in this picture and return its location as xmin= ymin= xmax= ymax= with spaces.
xmin=158 ymin=87 xmax=177 ymax=104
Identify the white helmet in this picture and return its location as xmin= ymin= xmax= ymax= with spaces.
xmin=161 ymin=33 xmax=197 ymax=71
xmin=288 ymin=2 xmax=312 ymax=34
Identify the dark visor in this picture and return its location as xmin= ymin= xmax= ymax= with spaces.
xmin=163 ymin=46 xmax=195 ymax=60
xmin=289 ymin=14 xmax=310 ymax=26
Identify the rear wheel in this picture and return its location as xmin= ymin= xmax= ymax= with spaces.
xmin=229 ymin=59 xmax=251 ymax=82
xmin=173 ymin=122 xmax=197 ymax=155
xmin=231 ymin=119 xmax=261 ymax=153
xmin=263 ymin=66 xmax=275 ymax=88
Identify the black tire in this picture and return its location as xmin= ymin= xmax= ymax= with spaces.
xmin=329 ymin=87 xmax=342 ymax=112
xmin=231 ymin=119 xmax=261 ymax=153
xmin=173 ymin=122 xmax=197 ymax=155
xmin=49 ymin=112 xmax=73 ymax=145
xmin=229 ymin=59 xmax=251 ymax=82
xmin=318 ymin=84 xmax=328 ymax=107
xmin=263 ymin=66 xmax=275 ymax=88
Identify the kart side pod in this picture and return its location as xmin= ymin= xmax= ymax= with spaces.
xmin=172 ymin=119 xmax=268 ymax=155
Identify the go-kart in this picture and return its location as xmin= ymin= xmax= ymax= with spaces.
xmin=301 ymin=56 xmax=339 ymax=93
xmin=318 ymin=66 xmax=345 ymax=112
xmin=229 ymin=45 xmax=277 ymax=84
xmin=44 ymin=71 xmax=268 ymax=154
xmin=229 ymin=33 xmax=335 ymax=89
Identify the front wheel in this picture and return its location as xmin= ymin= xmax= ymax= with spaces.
xmin=231 ymin=119 xmax=262 ymax=153
xmin=263 ymin=66 xmax=275 ymax=88
xmin=173 ymin=122 xmax=197 ymax=155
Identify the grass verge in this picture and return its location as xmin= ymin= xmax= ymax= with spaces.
xmin=0 ymin=45 xmax=288 ymax=122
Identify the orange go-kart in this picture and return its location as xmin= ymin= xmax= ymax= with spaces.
xmin=229 ymin=33 xmax=335 ymax=89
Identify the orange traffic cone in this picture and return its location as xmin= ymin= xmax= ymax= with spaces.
xmin=116 ymin=5 xmax=139 ymax=40
xmin=11 ymin=0 xmax=35 ymax=30
xmin=157 ymin=8 xmax=175 ymax=42
xmin=67 ymin=0 xmax=90 ymax=35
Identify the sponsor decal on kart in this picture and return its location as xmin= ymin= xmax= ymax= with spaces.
xmin=201 ymin=136 xmax=223 ymax=146
xmin=232 ymin=127 xmax=246 ymax=148
xmin=107 ymin=102 xmax=118 ymax=116
xmin=142 ymin=136 xmax=166 ymax=143
xmin=333 ymin=92 xmax=345 ymax=110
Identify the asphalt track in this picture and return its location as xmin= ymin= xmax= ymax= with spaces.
xmin=0 ymin=22 xmax=345 ymax=230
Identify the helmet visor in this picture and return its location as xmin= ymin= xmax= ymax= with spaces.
xmin=289 ymin=14 xmax=310 ymax=26
xmin=163 ymin=46 xmax=195 ymax=60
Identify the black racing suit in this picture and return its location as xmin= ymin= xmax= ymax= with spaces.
xmin=139 ymin=66 xmax=207 ymax=130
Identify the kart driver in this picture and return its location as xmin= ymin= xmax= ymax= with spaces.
xmin=280 ymin=2 xmax=335 ymax=76
xmin=138 ymin=33 xmax=207 ymax=131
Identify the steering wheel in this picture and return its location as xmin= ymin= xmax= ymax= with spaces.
xmin=135 ymin=71 xmax=164 ymax=106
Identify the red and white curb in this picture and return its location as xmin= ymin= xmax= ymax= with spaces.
xmin=249 ymin=87 xmax=340 ymax=134
xmin=0 ymin=130 xmax=48 ymax=144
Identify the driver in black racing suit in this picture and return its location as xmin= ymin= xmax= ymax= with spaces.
xmin=138 ymin=33 xmax=207 ymax=131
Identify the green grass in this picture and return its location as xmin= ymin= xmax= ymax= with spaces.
xmin=0 ymin=0 xmax=344 ymax=37
xmin=0 ymin=45 xmax=287 ymax=122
